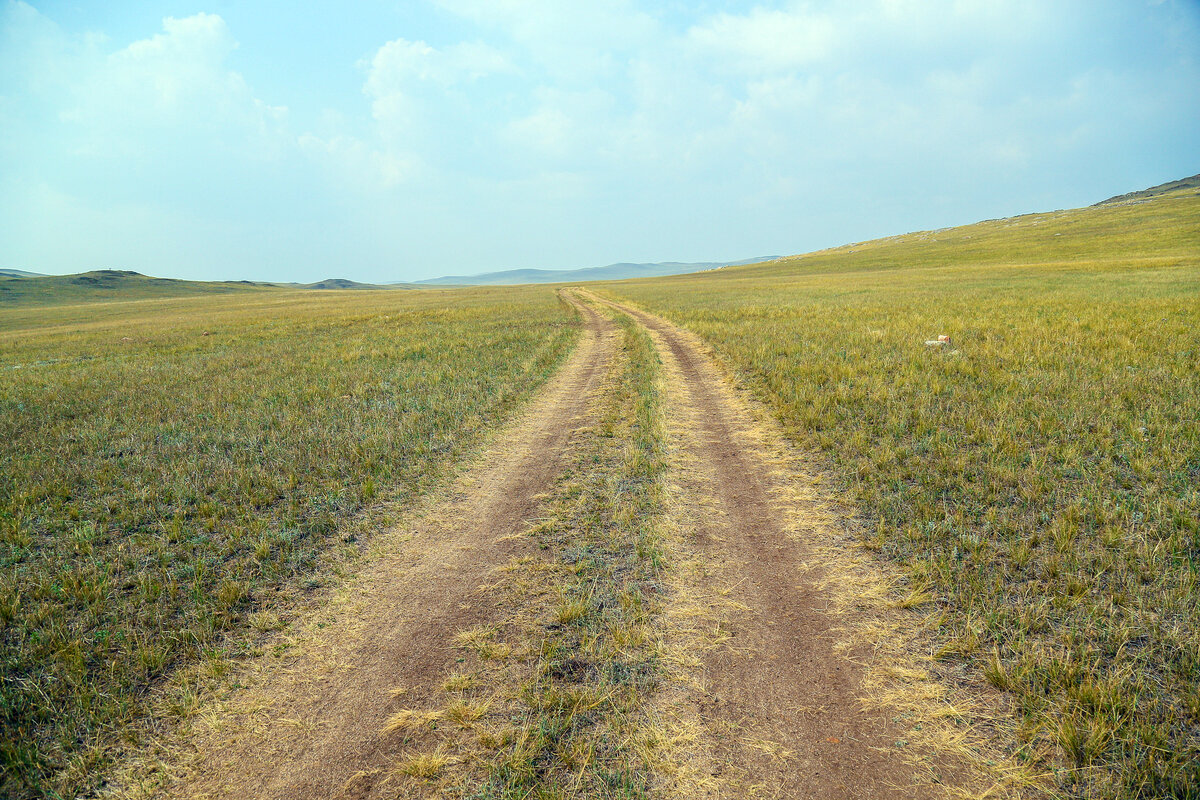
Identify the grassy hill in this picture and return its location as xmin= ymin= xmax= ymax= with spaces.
xmin=0 ymin=270 xmax=275 ymax=306
xmin=603 ymin=182 xmax=1200 ymax=798
xmin=716 ymin=180 xmax=1197 ymax=283
xmin=301 ymin=277 xmax=406 ymax=290
xmin=1095 ymin=172 xmax=1200 ymax=206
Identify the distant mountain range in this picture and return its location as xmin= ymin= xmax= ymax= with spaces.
xmin=0 ymin=269 xmax=412 ymax=305
xmin=2 ymin=259 xmax=781 ymax=293
xmin=0 ymin=269 xmax=284 ymax=306
xmin=410 ymin=257 xmax=781 ymax=286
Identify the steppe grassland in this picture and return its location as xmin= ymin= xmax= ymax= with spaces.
xmin=0 ymin=286 xmax=578 ymax=799
xmin=606 ymin=189 xmax=1200 ymax=799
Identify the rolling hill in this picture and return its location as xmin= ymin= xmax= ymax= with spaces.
xmin=299 ymin=277 xmax=393 ymax=290
xmin=1094 ymin=172 xmax=1200 ymax=206
xmin=0 ymin=269 xmax=275 ymax=306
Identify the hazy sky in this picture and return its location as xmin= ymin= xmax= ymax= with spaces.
xmin=2 ymin=1 xmax=1198 ymax=282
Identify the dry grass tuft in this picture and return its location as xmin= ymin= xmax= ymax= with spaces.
xmin=444 ymin=699 xmax=491 ymax=727
xmin=396 ymin=747 xmax=457 ymax=779
xmin=441 ymin=673 xmax=477 ymax=693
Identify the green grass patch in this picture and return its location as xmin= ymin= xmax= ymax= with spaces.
xmin=605 ymin=188 xmax=1200 ymax=798
xmin=0 ymin=286 xmax=577 ymax=799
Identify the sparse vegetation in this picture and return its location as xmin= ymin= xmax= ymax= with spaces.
xmin=0 ymin=286 xmax=577 ymax=799
xmin=603 ymin=187 xmax=1200 ymax=798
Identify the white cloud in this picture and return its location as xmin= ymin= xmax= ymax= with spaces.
xmin=505 ymin=106 xmax=573 ymax=158
xmin=298 ymin=132 xmax=424 ymax=190
xmin=434 ymin=0 xmax=658 ymax=80
xmin=686 ymin=9 xmax=836 ymax=74
xmin=1 ymin=1 xmax=70 ymax=93
xmin=58 ymin=13 xmax=288 ymax=158
xmin=364 ymin=37 xmax=514 ymax=92
xmin=3 ymin=0 xmax=1196 ymax=280
xmin=433 ymin=0 xmax=656 ymax=47
xmin=502 ymin=87 xmax=615 ymax=163
xmin=362 ymin=36 xmax=517 ymax=156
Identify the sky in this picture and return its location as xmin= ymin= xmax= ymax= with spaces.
xmin=1 ymin=1 xmax=1198 ymax=283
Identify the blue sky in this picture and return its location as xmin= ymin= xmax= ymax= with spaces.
xmin=2 ymin=1 xmax=1197 ymax=282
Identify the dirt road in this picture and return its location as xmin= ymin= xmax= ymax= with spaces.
xmin=133 ymin=292 xmax=972 ymax=799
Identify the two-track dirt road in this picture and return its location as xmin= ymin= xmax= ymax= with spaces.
xmin=130 ymin=292 xmax=973 ymax=799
